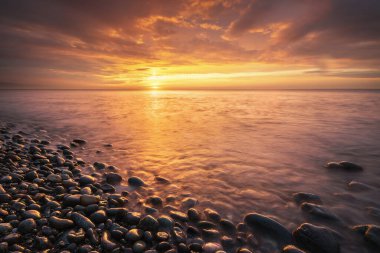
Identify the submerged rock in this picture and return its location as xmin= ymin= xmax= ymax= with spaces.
xmin=244 ymin=213 xmax=292 ymax=246
xmin=326 ymin=161 xmax=363 ymax=172
xmin=293 ymin=192 xmax=322 ymax=205
xmin=301 ymin=203 xmax=339 ymax=221
xmin=293 ymin=223 xmax=340 ymax=253
xmin=128 ymin=176 xmax=145 ymax=187
xmin=353 ymin=224 xmax=380 ymax=248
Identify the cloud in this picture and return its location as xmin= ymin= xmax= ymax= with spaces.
xmin=0 ymin=0 xmax=379 ymax=88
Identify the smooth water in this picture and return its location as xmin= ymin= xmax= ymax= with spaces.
xmin=1 ymin=90 xmax=380 ymax=252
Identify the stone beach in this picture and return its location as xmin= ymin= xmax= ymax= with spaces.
xmin=0 ymin=122 xmax=379 ymax=253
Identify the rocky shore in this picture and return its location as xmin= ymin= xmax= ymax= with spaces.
xmin=0 ymin=123 xmax=379 ymax=253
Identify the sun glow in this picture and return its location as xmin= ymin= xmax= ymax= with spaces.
xmin=148 ymin=68 xmax=160 ymax=89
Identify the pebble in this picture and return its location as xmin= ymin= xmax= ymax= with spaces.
xmin=138 ymin=215 xmax=159 ymax=231
xmin=126 ymin=228 xmax=143 ymax=241
xmin=326 ymin=161 xmax=363 ymax=172
xmin=23 ymin=210 xmax=41 ymax=219
xmin=105 ymin=172 xmax=122 ymax=185
xmin=203 ymin=242 xmax=223 ymax=253
xmin=282 ymin=245 xmax=306 ymax=253
xmin=244 ymin=213 xmax=292 ymax=246
xmin=71 ymin=212 xmax=96 ymax=230
xmin=293 ymin=223 xmax=340 ymax=253
xmin=293 ymin=192 xmax=322 ymax=205
xmin=128 ymin=176 xmax=145 ymax=187
xmin=101 ymin=231 xmax=118 ymax=251
xmin=17 ymin=218 xmax=36 ymax=234
xmin=49 ymin=216 xmax=75 ymax=230
xmin=78 ymin=175 xmax=96 ymax=186
xmin=80 ymin=194 xmax=100 ymax=206
xmin=353 ymin=224 xmax=380 ymax=248
xmin=301 ymin=203 xmax=339 ymax=221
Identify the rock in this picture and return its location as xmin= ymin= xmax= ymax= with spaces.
xmin=347 ymin=181 xmax=372 ymax=191
xmin=244 ymin=213 xmax=292 ymax=246
xmin=282 ymin=245 xmax=306 ymax=253
xmin=35 ymin=236 xmax=49 ymax=250
xmin=71 ymin=212 xmax=95 ymax=230
xmin=101 ymin=231 xmax=118 ymax=251
xmin=25 ymin=171 xmax=38 ymax=181
xmin=73 ymin=139 xmax=87 ymax=145
xmin=301 ymin=203 xmax=339 ymax=221
xmin=139 ymin=215 xmax=159 ymax=231
xmin=47 ymin=174 xmax=62 ymax=183
xmin=237 ymin=249 xmax=252 ymax=253
xmin=155 ymin=176 xmax=170 ymax=184
xmin=63 ymin=194 xmax=81 ymax=206
xmin=326 ymin=161 xmax=363 ymax=172
xmin=94 ymin=162 xmax=107 ymax=170
xmin=293 ymin=192 xmax=322 ymax=205
xmin=49 ymin=216 xmax=74 ymax=230
xmin=17 ymin=218 xmax=36 ymax=234
xmin=79 ymin=175 xmax=96 ymax=186
xmin=169 ymin=211 xmax=188 ymax=222
xmin=188 ymin=208 xmax=201 ymax=222
xmin=23 ymin=210 xmax=41 ymax=219
xmin=204 ymin=208 xmax=221 ymax=222
xmin=157 ymin=215 xmax=174 ymax=229
xmin=133 ymin=240 xmax=146 ymax=253
xmin=220 ymin=219 xmax=237 ymax=235
xmin=126 ymin=229 xmax=143 ymax=242
xmin=353 ymin=224 xmax=380 ymax=247
xmin=203 ymin=242 xmax=223 ymax=253
xmin=293 ymin=223 xmax=340 ymax=253
xmin=105 ymin=172 xmax=122 ymax=185
xmin=202 ymin=228 xmax=220 ymax=240
xmin=181 ymin=197 xmax=198 ymax=208
xmin=128 ymin=176 xmax=145 ymax=187
xmin=0 ymin=194 xmax=12 ymax=203
xmin=90 ymin=210 xmax=107 ymax=224
xmin=0 ymin=223 xmax=12 ymax=235
xmin=146 ymin=196 xmax=163 ymax=206
xmin=80 ymin=194 xmax=99 ymax=206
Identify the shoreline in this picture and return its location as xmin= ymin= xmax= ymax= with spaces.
xmin=0 ymin=122 xmax=379 ymax=253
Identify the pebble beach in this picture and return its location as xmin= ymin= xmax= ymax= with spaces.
xmin=0 ymin=121 xmax=379 ymax=253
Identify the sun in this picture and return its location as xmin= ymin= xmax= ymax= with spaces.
xmin=148 ymin=68 xmax=160 ymax=90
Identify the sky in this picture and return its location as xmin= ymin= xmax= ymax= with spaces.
xmin=0 ymin=0 xmax=380 ymax=89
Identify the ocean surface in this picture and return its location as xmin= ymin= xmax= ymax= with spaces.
xmin=0 ymin=90 xmax=380 ymax=252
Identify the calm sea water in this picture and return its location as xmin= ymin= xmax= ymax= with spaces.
xmin=1 ymin=90 xmax=380 ymax=252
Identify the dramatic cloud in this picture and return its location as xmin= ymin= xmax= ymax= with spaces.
xmin=0 ymin=0 xmax=379 ymax=89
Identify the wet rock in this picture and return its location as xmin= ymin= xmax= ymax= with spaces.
xmin=71 ymin=212 xmax=95 ymax=230
xmin=202 ymin=228 xmax=220 ymax=240
xmin=125 ymin=212 xmax=141 ymax=225
xmin=2 ymin=233 xmax=21 ymax=244
xmin=101 ymin=231 xmax=118 ymax=251
xmin=35 ymin=236 xmax=50 ymax=250
xmin=169 ymin=211 xmax=188 ymax=222
xmin=244 ymin=213 xmax=292 ymax=246
xmin=157 ymin=215 xmax=174 ymax=229
xmin=101 ymin=183 xmax=116 ymax=193
xmin=17 ymin=218 xmax=36 ymax=234
xmin=94 ymin=161 xmax=107 ymax=170
xmin=188 ymin=208 xmax=201 ymax=222
xmin=25 ymin=171 xmax=38 ymax=181
xmin=79 ymin=175 xmax=96 ymax=186
xmin=126 ymin=229 xmax=143 ymax=242
xmin=133 ymin=240 xmax=146 ymax=253
xmin=220 ymin=219 xmax=237 ymax=235
xmin=326 ymin=161 xmax=363 ymax=172
xmin=155 ymin=176 xmax=170 ymax=184
xmin=0 ymin=194 xmax=12 ymax=203
xmin=90 ymin=210 xmax=107 ymax=224
xmin=47 ymin=174 xmax=62 ymax=183
xmin=128 ymin=176 xmax=145 ymax=187
xmin=156 ymin=231 xmax=170 ymax=241
xmin=63 ymin=194 xmax=81 ymax=206
xmin=347 ymin=181 xmax=372 ymax=191
xmin=293 ymin=192 xmax=322 ymax=205
xmin=23 ymin=210 xmax=41 ymax=219
xmin=105 ymin=172 xmax=122 ymax=185
xmin=49 ymin=216 xmax=74 ymax=230
xmin=139 ymin=215 xmax=159 ymax=231
xmin=80 ymin=194 xmax=99 ymax=206
xmin=237 ymin=248 xmax=252 ymax=253
xmin=301 ymin=203 xmax=339 ymax=221
xmin=0 ymin=223 xmax=12 ymax=235
xmin=181 ymin=197 xmax=198 ymax=208
xmin=353 ymin=224 xmax=380 ymax=248
xmin=146 ymin=196 xmax=163 ymax=206
xmin=73 ymin=139 xmax=87 ymax=145
xmin=293 ymin=223 xmax=340 ymax=253
xmin=282 ymin=245 xmax=306 ymax=253
xmin=204 ymin=209 xmax=221 ymax=222
xmin=203 ymin=242 xmax=223 ymax=253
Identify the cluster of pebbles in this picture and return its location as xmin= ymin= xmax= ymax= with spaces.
xmin=0 ymin=123 xmax=379 ymax=253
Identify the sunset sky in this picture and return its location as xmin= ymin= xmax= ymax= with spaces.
xmin=1 ymin=0 xmax=379 ymax=89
